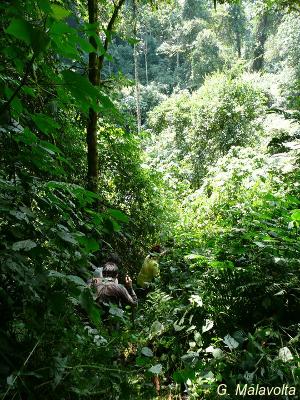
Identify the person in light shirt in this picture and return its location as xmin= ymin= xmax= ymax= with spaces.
xmin=137 ymin=245 xmax=165 ymax=288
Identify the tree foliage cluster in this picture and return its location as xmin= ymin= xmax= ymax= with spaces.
xmin=0 ymin=0 xmax=300 ymax=399
xmin=0 ymin=1 xmax=166 ymax=398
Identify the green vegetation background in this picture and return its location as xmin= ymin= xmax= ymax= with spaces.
xmin=0 ymin=0 xmax=299 ymax=399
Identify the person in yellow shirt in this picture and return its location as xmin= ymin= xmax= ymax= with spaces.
xmin=137 ymin=245 xmax=164 ymax=288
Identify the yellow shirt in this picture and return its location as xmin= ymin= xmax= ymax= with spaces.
xmin=137 ymin=255 xmax=160 ymax=288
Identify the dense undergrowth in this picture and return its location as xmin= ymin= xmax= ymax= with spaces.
xmin=1 ymin=0 xmax=300 ymax=399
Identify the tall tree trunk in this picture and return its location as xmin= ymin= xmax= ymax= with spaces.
xmin=134 ymin=43 xmax=141 ymax=133
xmin=133 ymin=1 xmax=141 ymax=133
xmin=252 ymin=13 xmax=268 ymax=72
xmin=144 ymin=36 xmax=149 ymax=85
xmin=236 ymin=31 xmax=241 ymax=58
xmin=86 ymin=0 xmax=126 ymax=193
xmin=87 ymin=0 xmax=99 ymax=193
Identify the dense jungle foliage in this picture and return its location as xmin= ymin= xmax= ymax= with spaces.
xmin=0 ymin=0 xmax=299 ymax=399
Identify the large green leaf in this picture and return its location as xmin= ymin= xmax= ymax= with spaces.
xmin=107 ymin=208 xmax=129 ymax=223
xmin=141 ymin=347 xmax=153 ymax=357
xmin=67 ymin=275 xmax=87 ymax=288
xmin=291 ymin=209 xmax=300 ymax=221
xmin=148 ymin=364 xmax=162 ymax=374
xmin=57 ymin=231 xmax=77 ymax=245
xmin=12 ymin=240 xmax=37 ymax=251
xmin=32 ymin=113 xmax=60 ymax=135
xmin=79 ymin=290 xmax=101 ymax=324
xmin=173 ymin=369 xmax=195 ymax=383
xmin=77 ymin=236 xmax=100 ymax=253
xmin=50 ymin=4 xmax=71 ymax=20
xmin=6 ymin=19 xmax=33 ymax=45
xmin=6 ymin=19 xmax=50 ymax=53
xmin=61 ymin=70 xmax=100 ymax=113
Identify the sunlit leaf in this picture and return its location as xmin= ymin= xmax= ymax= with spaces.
xmin=141 ymin=347 xmax=153 ymax=357
xmin=148 ymin=364 xmax=162 ymax=374
xmin=12 ymin=240 xmax=37 ymax=251
xmin=202 ymin=319 xmax=214 ymax=333
xmin=50 ymin=4 xmax=71 ymax=20
xmin=223 ymin=334 xmax=239 ymax=350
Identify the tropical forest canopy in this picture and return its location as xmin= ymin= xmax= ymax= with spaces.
xmin=0 ymin=0 xmax=299 ymax=398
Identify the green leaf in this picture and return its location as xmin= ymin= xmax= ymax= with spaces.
xmin=67 ymin=275 xmax=87 ymax=288
xmin=13 ymin=128 xmax=37 ymax=145
xmin=77 ymin=36 xmax=95 ymax=53
xmin=107 ymin=208 xmax=129 ymax=223
xmin=209 ymin=260 xmax=234 ymax=269
xmin=98 ymin=92 xmax=116 ymax=111
xmin=39 ymin=141 xmax=61 ymax=155
xmin=77 ymin=236 xmax=99 ymax=253
xmin=109 ymin=304 xmax=124 ymax=318
xmin=181 ymin=352 xmax=199 ymax=362
xmin=32 ymin=113 xmax=60 ymax=135
xmin=6 ymin=375 xmax=14 ymax=386
xmin=48 ymin=270 xmax=65 ymax=279
xmin=184 ymin=254 xmax=203 ymax=260
xmin=79 ymin=290 xmax=100 ymax=324
xmin=135 ymin=356 xmax=150 ymax=366
xmin=31 ymin=30 xmax=51 ymax=53
xmin=5 ymin=18 xmax=33 ymax=45
xmin=9 ymin=210 xmax=29 ymax=222
xmin=148 ymin=364 xmax=162 ymax=375
xmin=173 ymin=369 xmax=195 ymax=383
xmin=223 ymin=334 xmax=239 ymax=350
xmin=49 ymin=21 xmax=79 ymax=59
xmin=61 ymin=70 xmax=100 ymax=113
xmin=50 ymin=4 xmax=71 ymax=20
xmin=111 ymin=220 xmax=121 ymax=232
xmin=12 ymin=240 xmax=37 ymax=251
xmin=205 ymin=346 xmax=224 ymax=359
xmin=57 ymin=231 xmax=77 ymax=244
xmin=254 ymin=241 xmax=265 ymax=248
xmin=22 ymin=86 xmax=36 ymax=97
xmin=141 ymin=347 xmax=153 ymax=357
xmin=291 ymin=209 xmax=300 ymax=221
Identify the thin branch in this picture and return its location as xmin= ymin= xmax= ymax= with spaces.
xmin=2 ymin=339 xmax=41 ymax=400
xmin=98 ymin=0 xmax=126 ymax=72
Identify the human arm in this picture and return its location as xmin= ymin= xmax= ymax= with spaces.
xmin=121 ymin=275 xmax=137 ymax=306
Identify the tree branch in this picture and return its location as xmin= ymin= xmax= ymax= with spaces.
xmin=98 ymin=0 xmax=126 ymax=72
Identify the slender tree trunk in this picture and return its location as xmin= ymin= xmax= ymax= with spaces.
xmin=133 ymin=0 xmax=141 ymax=133
xmin=87 ymin=0 xmax=99 ymax=193
xmin=144 ymin=37 xmax=148 ymax=85
xmin=134 ymin=43 xmax=141 ymax=133
xmin=252 ymin=13 xmax=268 ymax=72
xmin=232 ymin=5 xmax=243 ymax=58
xmin=236 ymin=31 xmax=241 ymax=58
xmin=86 ymin=0 xmax=126 ymax=193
